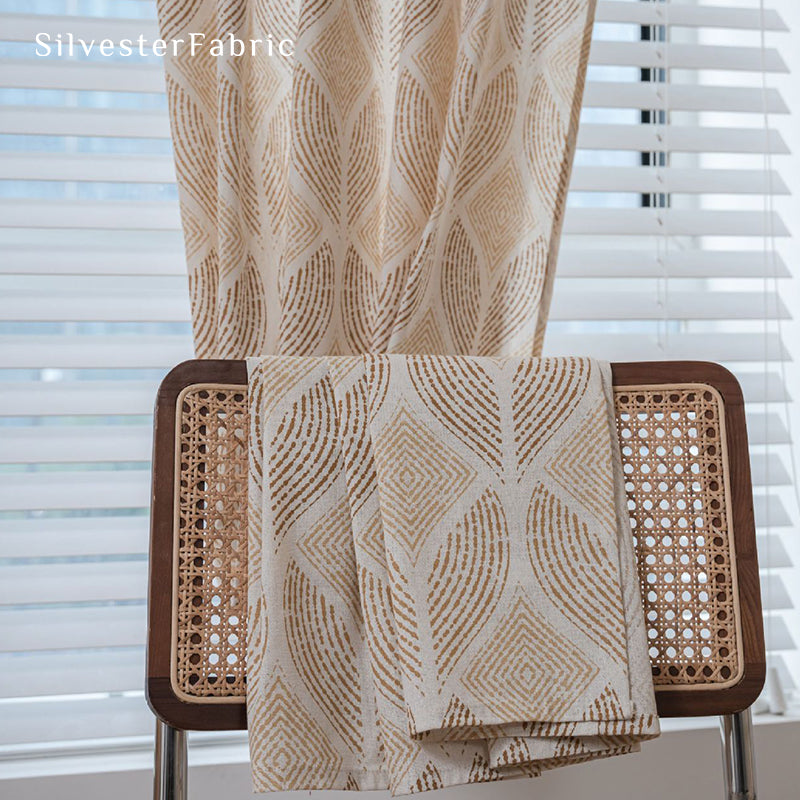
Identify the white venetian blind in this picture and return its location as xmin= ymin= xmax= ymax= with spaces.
xmin=0 ymin=0 xmax=795 ymax=753
xmin=545 ymin=0 xmax=798 ymax=693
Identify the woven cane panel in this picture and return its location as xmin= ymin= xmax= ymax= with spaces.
xmin=173 ymin=385 xmax=249 ymax=700
xmin=615 ymin=385 xmax=740 ymax=688
xmin=171 ymin=381 xmax=741 ymax=701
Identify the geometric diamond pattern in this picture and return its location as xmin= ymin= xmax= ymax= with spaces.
xmin=250 ymin=672 xmax=343 ymax=791
xmin=306 ymin=6 xmax=371 ymax=118
xmin=545 ymin=396 xmax=617 ymax=533
xmin=374 ymin=406 xmax=477 ymax=563
xmin=467 ymin=159 xmax=537 ymax=276
xmin=462 ymin=590 xmax=600 ymax=720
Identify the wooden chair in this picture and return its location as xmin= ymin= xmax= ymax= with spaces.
xmin=147 ymin=360 xmax=765 ymax=800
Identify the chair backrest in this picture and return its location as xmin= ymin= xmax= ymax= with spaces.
xmin=147 ymin=359 xmax=765 ymax=730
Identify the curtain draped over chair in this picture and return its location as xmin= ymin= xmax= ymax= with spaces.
xmin=157 ymin=0 xmax=596 ymax=359
xmin=157 ymin=0 xmax=614 ymax=792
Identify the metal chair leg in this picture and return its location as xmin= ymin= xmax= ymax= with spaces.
xmin=720 ymin=708 xmax=757 ymax=800
xmin=154 ymin=718 xmax=187 ymax=800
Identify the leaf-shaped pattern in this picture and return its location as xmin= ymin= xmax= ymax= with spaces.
xmin=291 ymin=65 xmax=342 ymax=224
xmin=427 ymin=488 xmax=509 ymax=678
xmin=341 ymin=247 xmax=377 ymax=355
xmin=408 ymin=355 xmax=503 ymax=474
xmin=527 ymin=484 xmax=628 ymax=662
xmin=512 ymin=356 xmax=590 ymax=479
xmin=478 ymin=238 xmax=546 ymax=356
xmin=441 ymin=219 xmax=480 ymax=354
xmin=267 ymin=373 xmax=340 ymax=547
xmin=284 ymin=560 xmax=364 ymax=755
xmin=278 ymin=242 xmax=335 ymax=356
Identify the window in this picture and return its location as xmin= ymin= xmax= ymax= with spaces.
xmin=546 ymin=0 xmax=798 ymax=697
xmin=0 ymin=0 xmax=796 ymax=758
xmin=0 ymin=0 xmax=193 ymax=750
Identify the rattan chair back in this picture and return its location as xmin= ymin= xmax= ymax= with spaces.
xmin=147 ymin=360 xmax=765 ymax=730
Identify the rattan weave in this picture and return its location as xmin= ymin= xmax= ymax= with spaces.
xmin=172 ymin=385 xmax=248 ymax=700
xmin=615 ymin=385 xmax=740 ymax=689
xmin=171 ymin=381 xmax=741 ymax=701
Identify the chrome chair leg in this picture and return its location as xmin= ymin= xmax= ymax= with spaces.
xmin=720 ymin=708 xmax=757 ymax=800
xmin=154 ymin=718 xmax=187 ymax=800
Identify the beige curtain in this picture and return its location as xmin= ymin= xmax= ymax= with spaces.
xmin=157 ymin=0 xmax=596 ymax=359
xmin=246 ymin=354 xmax=659 ymax=793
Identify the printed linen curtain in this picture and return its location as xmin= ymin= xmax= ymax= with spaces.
xmin=246 ymin=354 xmax=659 ymax=793
xmin=157 ymin=0 xmax=596 ymax=359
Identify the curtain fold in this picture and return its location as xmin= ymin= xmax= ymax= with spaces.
xmin=246 ymin=354 xmax=659 ymax=794
xmin=158 ymin=0 xmax=596 ymax=359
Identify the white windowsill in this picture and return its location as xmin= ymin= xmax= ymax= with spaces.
xmin=1 ymin=712 xmax=798 ymax=783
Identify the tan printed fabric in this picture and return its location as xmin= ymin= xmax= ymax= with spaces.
xmin=246 ymin=355 xmax=659 ymax=795
xmin=157 ymin=0 xmax=596 ymax=359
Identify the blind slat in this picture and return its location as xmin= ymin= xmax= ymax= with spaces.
xmin=583 ymin=82 xmax=788 ymax=113
xmin=757 ymin=534 xmax=793 ymax=570
xmin=0 ymin=426 xmax=153 ymax=463
xmin=595 ymin=1 xmax=787 ymax=31
xmin=0 ymin=649 xmax=144 ymax=698
xmin=754 ymin=496 xmax=793 ymax=529
xmin=0 ymin=381 xmax=162 ymax=416
xmin=556 ymin=249 xmax=791 ymax=279
xmin=746 ymin=413 xmax=790 ymax=446
xmin=577 ymin=123 xmax=789 ymax=154
xmin=765 ymin=616 xmax=795 ymax=653
xmin=0 ymin=58 xmax=164 ymax=92
xmin=589 ymin=41 xmax=788 ymax=72
xmin=0 ymin=292 xmax=191 ymax=322
xmin=563 ymin=209 xmax=790 ymax=237
xmin=0 ymin=517 xmax=148 ymax=558
xmin=542 ymin=332 xmax=790 ymax=362
xmin=0 ymin=152 xmax=176 ymax=183
xmin=551 ymin=291 xmax=790 ymax=320
xmin=750 ymin=455 xmax=791 ymax=488
xmin=737 ymin=373 xmax=791 ymax=404
xmin=0 ymin=561 xmax=147 ymax=604
xmin=0 ymin=200 xmax=182 ymax=230
xmin=570 ymin=167 xmax=789 ymax=195
xmin=0 ymin=105 xmax=170 ymax=138
xmin=0 ymin=335 xmax=193 ymax=368
xmin=1 ymin=14 xmax=160 ymax=42
xmin=0 ymin=695 xmax=163 ymax=746
xmin=0 ymin=472 xmax=150 ymax=512
xmin=1 ymin=606 xmax=145 ymax=652
xmin=0 ymin=247 xmax=184 ymax=276
xmin=761 ymin=573 xmax=794 ymax=611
